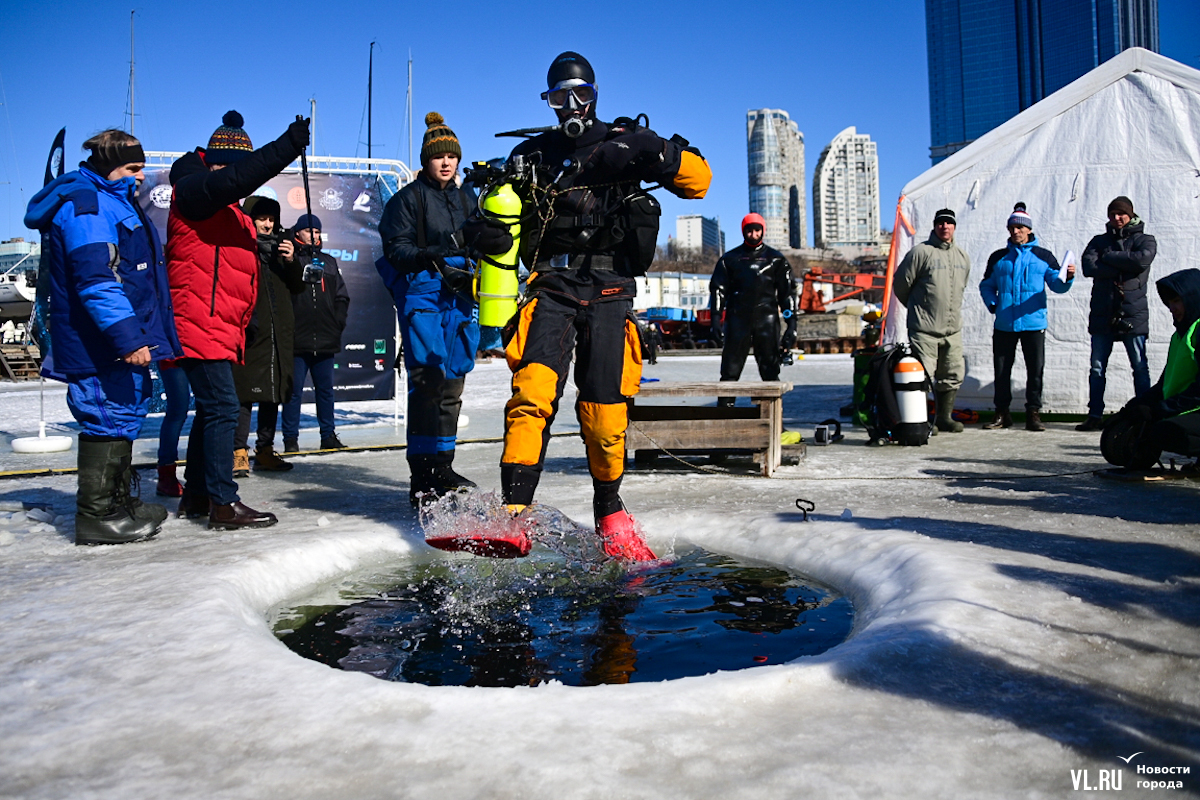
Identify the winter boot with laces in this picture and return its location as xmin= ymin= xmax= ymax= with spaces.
xmin=233 ymin=448 xmax=251 ymax=477
xmin=253 ymin=445 xmax=293 ymax=471
xmin=1025 ymin=408 xmax=1046 ymax=432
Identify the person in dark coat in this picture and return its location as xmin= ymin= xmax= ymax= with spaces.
xmin=1077 ymin=195 xmax=1156 ymax=431
xmin=232 ymin=196 xmax=304 ymax=474
xmin=281 ymin=214 xmax=350 ymax=452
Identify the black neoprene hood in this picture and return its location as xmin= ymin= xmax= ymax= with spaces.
xmin=547 ymin=51 xmax=594 ymax=88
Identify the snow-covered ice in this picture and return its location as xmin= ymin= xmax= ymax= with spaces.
xmin=1 ymin=353 xmax=1197 ymax=799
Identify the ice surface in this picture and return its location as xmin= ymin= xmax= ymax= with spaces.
xmin=0 ymin=354 xmax=1198 ymax=799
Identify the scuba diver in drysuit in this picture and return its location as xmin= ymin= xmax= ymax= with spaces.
xmin=450 ymin=51 xmax=712 ymax=562
xmin=1102 ymin=268 xmax=1200 ymax=470
xmin=709 ymin=213 xmax=798 ymax=406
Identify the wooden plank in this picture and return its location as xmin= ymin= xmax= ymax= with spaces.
xmin=635 ymin=381 xmax=792 ymax=399
xmin=626 ymin=418 xmax=771 ymax=451
xmin=630 ymin=406 xmax=760 ymax=422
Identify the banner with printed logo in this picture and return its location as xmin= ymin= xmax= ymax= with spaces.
xmin=138 ymin=166 xmax=398 ymax=403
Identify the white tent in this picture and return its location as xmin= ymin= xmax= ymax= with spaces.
xmin=885 ymin=47 xmax=1200 ymax=414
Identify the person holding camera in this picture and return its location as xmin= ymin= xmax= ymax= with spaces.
xmin=232 ymin=196 xmax=304 ymax=475
xmin=709 ymin=212 xmax=798 ymax=407
xmin=979 ymin=203 xmax=1074 ymax=431
xmin=168 ymin=111 xmax=310 ymax=530
xmin=281 ymin=214 xmax=350 ymax=453
xmin=377 ymin=112 xmax=480 ymax=507
xmin=1077 ymin=196 xmax=1157 ymax=431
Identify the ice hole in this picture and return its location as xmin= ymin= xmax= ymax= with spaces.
xmin=271 ymin=521 xmax=853 ymax=687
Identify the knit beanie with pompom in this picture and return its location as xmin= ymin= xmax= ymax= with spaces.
xmin=207 ymin=110 xmax=254 ymax=165
xmin=420 ymin=111 xmax=461 ymax=165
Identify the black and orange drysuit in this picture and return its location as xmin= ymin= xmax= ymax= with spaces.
xmin=500 ymin=119 xmax=711 ymax=518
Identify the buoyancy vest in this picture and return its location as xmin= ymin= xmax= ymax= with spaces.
xmin=166 ymin=199 xmax=259 ymax=362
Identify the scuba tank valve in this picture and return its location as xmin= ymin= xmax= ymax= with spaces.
xmin=477 ymin=183 xmax=522 ymax=327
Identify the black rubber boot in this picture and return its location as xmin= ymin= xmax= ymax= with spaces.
xmin=75 ymin=436 xmax=160 ymax=546
xmin=408 ymin=454 xmax=439 ymax=508
xmin=432 ymin=453 xmax=476 ymax=494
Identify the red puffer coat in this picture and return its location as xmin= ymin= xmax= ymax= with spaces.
xmin=167 ymin=198 xmax=258 ymax=362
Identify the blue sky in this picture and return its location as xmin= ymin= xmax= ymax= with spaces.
xmin=1 ymin=0 xmax=1196 ymax=248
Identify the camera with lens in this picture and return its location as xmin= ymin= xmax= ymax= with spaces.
xmin=302 ymin=250 xmax=325 ymax=284
xmin=1110 ymin=280 xmax=1132 ymax=335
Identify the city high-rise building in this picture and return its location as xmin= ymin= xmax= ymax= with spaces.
xmin=812 ymin=127 xmax=881 ymax=255
xmin=746 ymin=109 xmax=805 ymax=249
xmin=675 ymin=215 xmax=725 ymax=258
xmin=926 ymin=0 xmax=1159 ymax=162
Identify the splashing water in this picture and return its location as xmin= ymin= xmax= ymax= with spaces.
xmin=272 ymin=531 xmax=853 ymax=687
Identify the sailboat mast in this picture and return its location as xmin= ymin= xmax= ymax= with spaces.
xmin=310 ymin=97 xmax=317 ymax=156
xmin=407 ymin=52 xmax=413 ymax=170
xmin=128 ymin=10 xmax=135 ymax=135
xmin=367 ymin=41 xmax=375 ymax=160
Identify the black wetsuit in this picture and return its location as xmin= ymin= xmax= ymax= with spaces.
xmin=710 ymin=242 xmax=797 ymax=392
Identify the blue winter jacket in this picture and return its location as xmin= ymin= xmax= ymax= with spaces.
xmin=979 ymin=235 xmax=1072 ymax=333
xmin=24 ymin=166 xmax=181 ymax=376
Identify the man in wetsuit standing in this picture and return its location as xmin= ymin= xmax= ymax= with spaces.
xmin=464 ymin=51 xmax=711 ymax=562
xmin=709 ymin=213 xmax=797 ymax=406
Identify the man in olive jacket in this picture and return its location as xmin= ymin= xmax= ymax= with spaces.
xmin=893 ymin=208 xmax=972 ymax=433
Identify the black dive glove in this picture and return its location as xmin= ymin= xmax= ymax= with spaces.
xmin=710 ymin=322 xmax=724 ymax=347
xmin=461 ymin=216 xmax=513 ymax=257
xmin=589 ymin=132 xmax=663 ymax=174
xmin=286 ymin=117 xmax=311 ymax=150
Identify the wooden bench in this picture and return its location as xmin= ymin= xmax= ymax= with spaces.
xmin=625 ymin=381 xmax=793 ymax=477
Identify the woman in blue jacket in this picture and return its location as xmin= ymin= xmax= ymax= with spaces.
xmin=24 ymin=130 xmax=182 ymax=545
xmin=979 ymin=204 xmax=1074 ymax=431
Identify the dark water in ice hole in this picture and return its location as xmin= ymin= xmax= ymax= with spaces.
xmin=274 ymin=543 xmax=853 ymax=687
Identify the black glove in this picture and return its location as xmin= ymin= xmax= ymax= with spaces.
xmin=589 ymin=132 xmax=662 ymax=174
xmin=287 ymin=116 xmax=311 ymax=150
xmin=986 ymin=304 xmax=997 ymax=315
xmin=462 ymin=216 xmax=513 ymax=257
xmin=710 ymin=323 xmax=724 ymax=347
xmin=415 ymin=250 xmax=443 ymax=276
xmin=780 ymin=330 xmax=797 ymax=351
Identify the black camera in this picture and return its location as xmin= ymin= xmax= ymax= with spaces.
xmin=302 ymin=252 xmax=325 ymax=284
xmin=1110 ymin=280 xmax=1132 ymax=334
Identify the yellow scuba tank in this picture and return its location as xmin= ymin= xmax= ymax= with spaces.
xmin=477 ymin=183 xmax=522 ymax=327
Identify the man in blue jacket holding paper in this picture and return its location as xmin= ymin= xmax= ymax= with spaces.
xmin=979 ymin=203 xmax=1074 ymax=431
